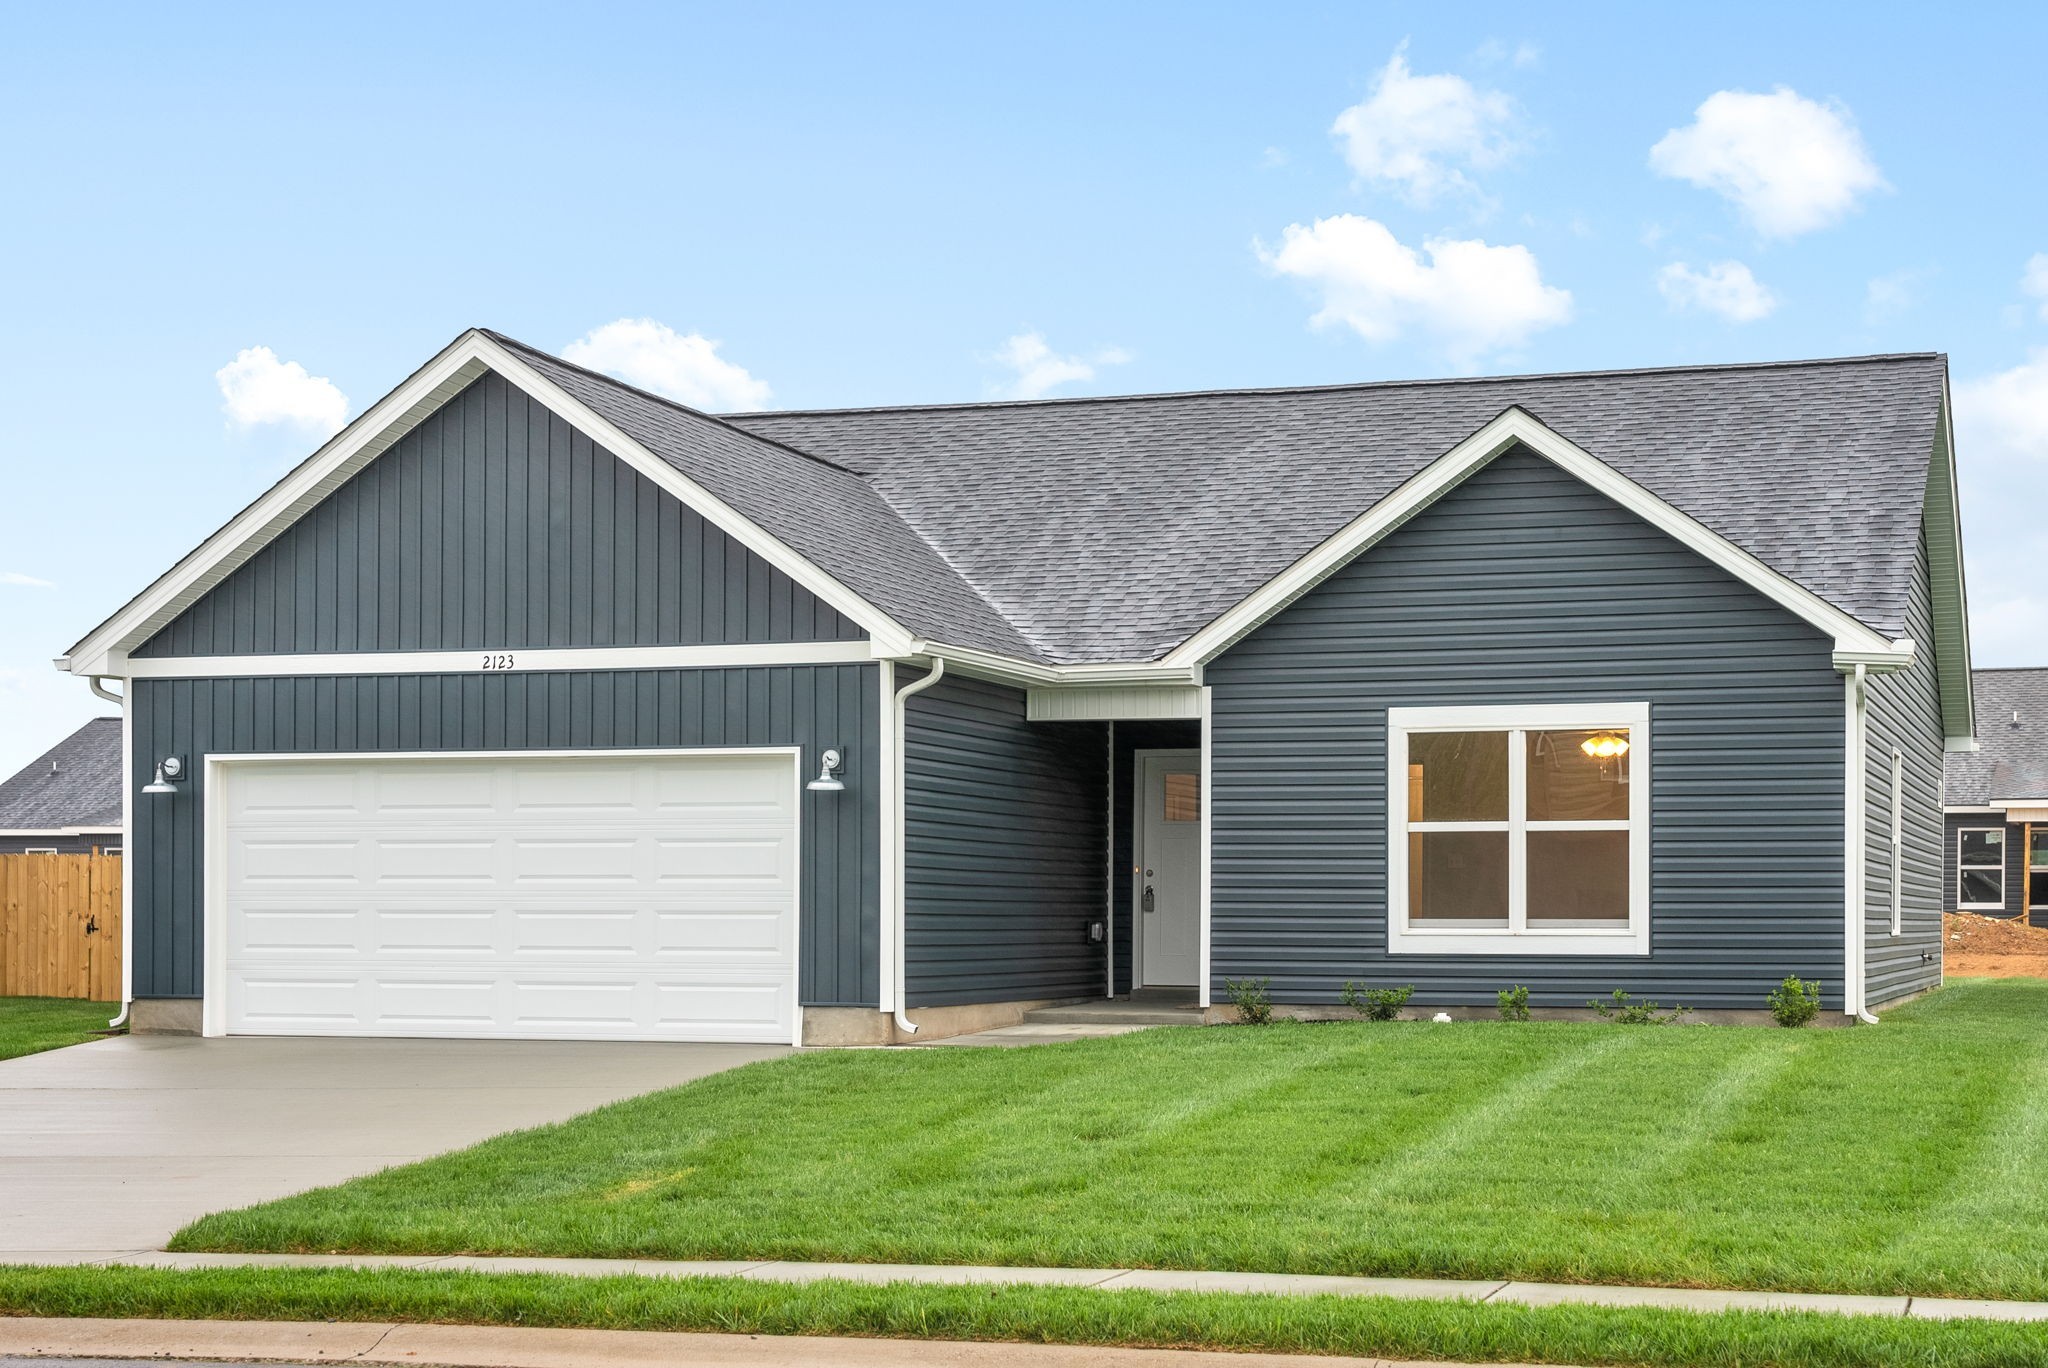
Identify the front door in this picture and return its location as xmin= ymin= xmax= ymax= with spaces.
xmin=1138 ymin=750 xmax=1202 ymax=987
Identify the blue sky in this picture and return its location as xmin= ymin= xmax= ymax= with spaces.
xmin=3 ymin=1 xmax=2047 ymax=773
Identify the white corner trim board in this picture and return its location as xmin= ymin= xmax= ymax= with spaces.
xmin=59 ymin=330 xmax=919 ymax=679
xmin=1163 ymin=406 xmax=1909 ymax=671
xmin=111 ymin=640 xmax=877 ymax=679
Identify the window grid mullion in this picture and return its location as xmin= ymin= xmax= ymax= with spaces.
xmin=1508 ymin=728 xmax=1527 ymax=933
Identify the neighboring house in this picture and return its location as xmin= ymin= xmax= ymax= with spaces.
xmin=56 ymin=331 xmax=1973 ymax=1042
xmin=0 ymin=717 xmax=123 ymax=855
xmin=1944 ymin=667 xmax=2048 ymax=926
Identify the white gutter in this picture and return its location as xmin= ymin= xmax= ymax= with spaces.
xmin=1843 ymin=663 xmax=1878 ymax=1024
xmin=887 ymin=658 xmax=946 ymax=1037
xmin=88 ymin=676 xmax=131 ymax=1030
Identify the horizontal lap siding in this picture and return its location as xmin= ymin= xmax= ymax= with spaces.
xmin=1864 ymin=527 xmax=1945 ymax=1004
xmin=1205 ymin=447 xmax=1847 ymax=1011
xmin=134 ymin=372 xmax=862 ymax=657
xmin=903 ymin=675 xmax=1105 ymax=1006
xmin=130 ymin=666 xmax=879 ymax=1006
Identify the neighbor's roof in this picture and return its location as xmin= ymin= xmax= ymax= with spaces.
xmin=488 ymin=337 xmax=1947 ymax=665
xmin=0 ymin=718 xmax=122 ymax=831
xmin=1947 ymin=669 xmax=2048 ymax=806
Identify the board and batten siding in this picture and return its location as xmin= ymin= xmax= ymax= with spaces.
xmin=1204 ymin=445 xmax=1848 ymax=1011
xmin=1862 ymin=525 xmax=1945 ymax=1004
xmin=130 ymin=666 xmax=880 ymax=1006
xmin=902 ymin=674 xmax=1106 ymax=1007
xmin=134 ymin=371 xmax=863 ymax=658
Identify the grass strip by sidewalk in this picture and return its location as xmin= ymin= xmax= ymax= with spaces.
xmin=1 ymin=1264 xmax=2043 ymax=1368
xmin=0 ymin=997 xmax=117 ymax=1062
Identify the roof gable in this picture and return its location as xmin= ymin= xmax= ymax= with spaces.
xmin=0 ymin=718 xmax=122 ymax=831
xmin=1948 ymin=668 xmax=2048 ymax=805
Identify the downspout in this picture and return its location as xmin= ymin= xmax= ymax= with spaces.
xmin=89 ymin=676 xmax=131 ymax=1030
xmin=889 ymin=658 xmax=946 ymax=1037
xmin=1844 ymin=663 xmax=1879 ymax=1024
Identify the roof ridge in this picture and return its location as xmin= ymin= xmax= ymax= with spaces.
xmin=724 ymin=351 xmax=1949 ymax=421
xmin=481 ymin=330 xmax=864 ymax=479
xmin=1973 ymin=665 xmax=2048 ymax=673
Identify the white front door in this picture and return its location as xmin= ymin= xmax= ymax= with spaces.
xmin=1137 ymin=750 xmax=1201 ymax=988
xmin=211 ymin=749 xmax=799 ymax=1044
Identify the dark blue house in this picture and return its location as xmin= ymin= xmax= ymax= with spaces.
xmin=58 ymin=331 xmax=1974 ymax=1041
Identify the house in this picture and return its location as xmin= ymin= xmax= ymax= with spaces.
xmin=1944 ymin=667 xmax=2048 ymax=926
xmin=55 ymin=330 xmax=1972 ymax=1042
xmin=0 ymin=717 xmax=123 ymax=855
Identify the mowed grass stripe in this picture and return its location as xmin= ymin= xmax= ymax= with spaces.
xmin=174 ymin=979 xmax=2048 ymax=1300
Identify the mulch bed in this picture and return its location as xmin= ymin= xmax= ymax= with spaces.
xmin=1945 ymin=911 xmax=2048 ymax=978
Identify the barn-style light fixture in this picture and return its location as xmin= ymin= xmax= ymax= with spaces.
xmin=806 ymin=748 xmax=845 ymax=792
xmin=142 ymin=755 xmax=185 ymax=796
xmin=1579 ymin=732 xmax=1630 ymax=761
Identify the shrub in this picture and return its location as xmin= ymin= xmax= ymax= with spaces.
xmin=1588 ymin=988 xmax=1690 ymax=1025
xmin=1341 ymin=981 xmax=1413 ymax=1021
xmin=1766 ymin=975 xmax=1823 ymax=1028
xmin=1497 ymin=985 xmax=1531 ymax=1021
xmin=1223 ymin=976 xmax=1272 ymax=1025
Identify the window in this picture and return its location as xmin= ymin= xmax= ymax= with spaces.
xmin=1889 ymin=749 xmax=1904 ymax=936
xmin=1163 ymin=772 xmax=1201 ymax=823
xmin=1388 ymin=702 xmax=1650 ymax=956
xmin=100 ymin=846 xmax=122 ymax=858
xmin=22 ymin=847 xmax=57 ymax=855
xmin=1956 ymin=827 xmax=2005 ymax=910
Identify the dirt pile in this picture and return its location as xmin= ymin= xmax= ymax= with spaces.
xmin=1945 ymin=911 xmax=2048 ymax=978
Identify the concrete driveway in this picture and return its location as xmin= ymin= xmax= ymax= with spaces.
xmin=0 ymin=1034 xmax=787 ymax=1260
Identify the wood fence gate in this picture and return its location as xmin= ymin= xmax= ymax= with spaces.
xmin=0 ymin=854 xmax=122 ymax=1000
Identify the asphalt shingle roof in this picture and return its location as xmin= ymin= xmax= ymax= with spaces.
xmin=0 ymin=718 xmax=122 ymax=831
xmin=1947 ymin=669 xmax=2048 ymax=806
xmin=496 ymin=336 xmax=1949 ymax=666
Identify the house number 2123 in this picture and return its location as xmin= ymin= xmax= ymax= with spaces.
xmin=480 ymin=653 xmax=517 ymax=670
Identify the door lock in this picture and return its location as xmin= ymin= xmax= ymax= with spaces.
xmin=1142 ymin=885 xmax=1155 ymax=913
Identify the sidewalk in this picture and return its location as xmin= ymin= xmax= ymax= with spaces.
xmin=6 ymin=1249 xmax=2044 ymax=1323
xmin=0 ymin=1315 xmax=1534 ymax=1368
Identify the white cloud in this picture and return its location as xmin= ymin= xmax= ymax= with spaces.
xmin=1257 ymin=213 xmax=1572 ymax=365
xmin=1656 ymin=260 xmax=1778 ymax=322
xmin=1863 ymin=267 xmax=1932 ymax=325
xmin=1649 ymin=87 xmax=1886 ymax=238
xmin=1474 ymin=38 xmax=1541 ymax=69
xmin=1954 ymin=350 xmax=2048 ymax=665
xmin=0 ymin=571 xmax=54 ymax=588
xmin=562 ymin=318 xmax=772 ymax=412
xmin=1330 ymin=45 xmax=1520 ymax=204
xmin=2022 ymin=254 xmax=2048 ymax=320
xmin=989 ymin=333 xmax=1131 ymax=401
xmin=215 ymin=347 xmax=349 ymax=436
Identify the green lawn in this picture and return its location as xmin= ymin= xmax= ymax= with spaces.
xmin=3 ymin=1264 xmax=2043 ymax=1368
xmin=177 ymin=979 xmax=2048 ymax=1302
xmin=0 ymin=996 xmax=117 ymax=1060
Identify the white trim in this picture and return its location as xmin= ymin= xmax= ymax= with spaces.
xmin=1926 ymin=386 xmax=1977 ymax=747
xmin=1944 ymin=804 xmax=2005 ymax=815
xmin=1026 ymin=684 xmax=1202 ymax=722
xmin=1946 ymin=737 xmax=1982 ymax=753
xmin=113 ymin=640 xmax=876 ymax=680
xmin=1955 ymin=823 xmax=2007 ymax=912
xmin=18 ymin=847 xmax=59 ymax=856
xmin=62 ymin=330 xmax=920 ymax=677
xmin=877 ymin=659 xmax=898 ymax=1019
xmin=903 ymin=639 xmax=1197 ymax=691
xmin=1386 ymin=701 xmax=1651 ymax=957
xmin=1165 ymin=407 xmax=1903 ymax=669
xmin=1889 ymin=747 xmax=1905 ymax=937
xmin=200 ymin=745 xmax=806 ymax=1045
xmin=1198 ymin=687 xmax=1213 ymax=1007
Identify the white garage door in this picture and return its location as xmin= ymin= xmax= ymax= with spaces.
xmin=213 ymin=750 xmax=799 ymax=1043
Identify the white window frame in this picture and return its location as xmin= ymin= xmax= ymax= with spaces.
xmin=1888 ymin=749 xmax=1905 ymax=936
xmin=1387 ymin=701 xmax=1651 ymax=957
xmin=1955 ymin=825 xmax=2006 ymax=911
xmin=21 ymin=847 xmax=58 ymax=856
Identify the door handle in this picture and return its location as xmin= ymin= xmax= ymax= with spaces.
xmin=1142 ymin=885 xmax=1155 ymax=913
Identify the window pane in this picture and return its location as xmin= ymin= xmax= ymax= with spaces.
xmin=1527 ymin=830 xmax=1630 ymax=924
xmin=1959 ymin=828 xmax=2004 ymax=865
xmin=1164 ymin=772 xmax=1200 ymax=823
xmin=1526 ymin=729 xmax=1631 ymax=821
xmin=2032 ymin=830 xmax=2048 ymax=871
xmin=1960 ymin=869 xmax=2004 ymax=904
xmin=1407 ymin=731 xmax=1508 ymax=822
xmin=1409 ymin=830 xmax=1509 ymax=926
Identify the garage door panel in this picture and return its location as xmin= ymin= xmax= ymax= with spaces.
xmin=221 ymin=751 xmax=799 ymax=1043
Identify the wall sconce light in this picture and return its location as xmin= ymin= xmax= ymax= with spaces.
xmin=806 ymin=748 xmax=845 ymax=792
xmin=142 ymin=755 xmax=185 ymax=796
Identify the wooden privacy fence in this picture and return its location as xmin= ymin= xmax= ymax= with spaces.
xmin=0 ymin=854 xmax=121 ymax=1001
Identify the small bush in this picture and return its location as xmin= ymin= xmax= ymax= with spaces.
xmin=1223 ymin=976 xmax=1272 ymax=1025
xmin=1497 ymin=985 xmax=1531 ymax=1021
xmin=1589 ymin=988 xmax=1690 ymax=1025
xmin=1766 ymin=975 xmax=1823 ymax=1028
xmin=1341 ymin=981 xmax=1413 ymax=1021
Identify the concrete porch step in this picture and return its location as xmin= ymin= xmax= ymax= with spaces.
xmin=1022 ymin=1002 xmax=1206 ymax=1026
